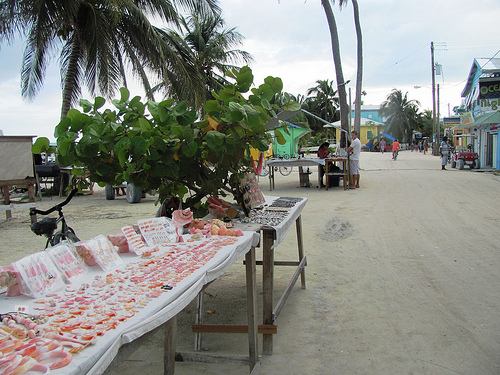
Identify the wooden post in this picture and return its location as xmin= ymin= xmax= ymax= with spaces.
xmin=194 ymin=292 xmax=203 ymax=351
xmin=164 ymin=316 xmax=177 ymax=375
xmin=262 ymin=230 xmax=275 ymax=355
xmin=295 ymin=216 xmax=306 ymax=290
xmin=2 ymin=186 xmax=11 ymax=220
xmin=245 ymin=246 xmax=259 ymax=370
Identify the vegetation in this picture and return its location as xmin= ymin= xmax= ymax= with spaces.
xmin=0 ymin=0 xmax=220 ymax=119
xmin=154 ymin=11 xmax=253 ymax=113
xmin=379 ymin=89 xmax=420 ymax=143
xmin=48 ymin=66 xmax=299 ymax=215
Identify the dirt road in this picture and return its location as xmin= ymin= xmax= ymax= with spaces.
xmin=1 ymin=150 xmax=499 ymax=375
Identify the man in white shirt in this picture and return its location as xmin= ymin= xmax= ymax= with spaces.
xmin=348 ymin=130 xmax=361 ymax=189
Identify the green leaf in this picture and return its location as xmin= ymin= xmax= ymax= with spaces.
xmin=54 ymin=117 xmax=71 ymax=138
xmin=79 ymin=99 xmax=93 ymax=113
xmin=206 ymin=131 xmax=225 ymax=151
xmin=115 ymin=137 xmax=131 ymax=154
xmin=182 ymin=141 xmax=198 ymax=157
xmin=172 ymin=101 xmax=187 ymax=116
xmin=131 ymin=137 xmax=147 ymax=159
xmin=31 ymin=137 xmax=50 ymax=154
xmin=285 ymin=101 xmax=302 ymax=111
xmin=139 ymin=118 xmax=151 ymax=131
xmin=94 ymin=97 xmax=106 ymax=110
xmin=261 ymin=99 xmax=271 ymax=110
xmin=204 ymin=100 xmax=221 ymax=114
xmin=252 ymin=84 xmax=273 ymax=101
xmin=119 ymin=87 xmax=130 ymax=102
xmin=274 ymin=128 xmax=287 ymax=145
xmin=264 ymin=76 xmax=283 ymax=94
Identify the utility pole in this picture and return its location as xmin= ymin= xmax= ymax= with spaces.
xmin=431 ymin=42 xmax=439 ymax=156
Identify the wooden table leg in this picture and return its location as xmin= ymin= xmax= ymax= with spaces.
xmin=245 ymin=246 xmax=259 ymax=370
xmin=295 ymin=216 xmax=306 ymax=290
xmin=3 ymin=185 xmax=11 ymax=220
xmin=262 ymin=230 xmax=275 ymax=355
xmin=164 ymin=316 xmax=177 ymax=375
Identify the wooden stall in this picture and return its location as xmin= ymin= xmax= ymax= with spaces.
xmin=0 ymin=135 xmax=37 ymax=222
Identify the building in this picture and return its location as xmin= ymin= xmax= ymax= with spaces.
xmin=460 ymin=58 xmax=500 ymax=169
xmin=333 ymin=105 xmax=386 ymax=146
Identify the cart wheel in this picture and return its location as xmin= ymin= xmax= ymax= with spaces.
xmin=105 ymin=185 xmax=115 ymax=200
xmin=451 ymin=159 xmax=456 ymax=168
xmin=473 ymin=159 xmax=480 ymax=169
xmin=126 ymin=183 xmax=142 ymax=203
xmin=457 ymin=159 xmax=465 ymax=170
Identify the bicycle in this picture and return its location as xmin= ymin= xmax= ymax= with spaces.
xmin=392 ymin=150 xmax=399 ymax=161
xmin=30 ymin=189 xmax=80 ymax=249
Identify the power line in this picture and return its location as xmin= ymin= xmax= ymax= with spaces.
xmin=364 ymin=43 xmax=430 ymax=83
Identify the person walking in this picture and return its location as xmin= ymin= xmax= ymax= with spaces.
xmin=440 ymin=136 xmax=450 ymax=170
xmin=348 ymin=131 xmax=361 ymax=189
xmin=379 ymin=138 xmax=386 ymax=154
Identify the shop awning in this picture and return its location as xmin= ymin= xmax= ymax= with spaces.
xmin=472 ymin=111 xmax=500 ymax=125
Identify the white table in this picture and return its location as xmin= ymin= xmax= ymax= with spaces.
xmin=0 ymin=232 xmax=260 ymax=375
xmin=266 ymin=158 xmax=325 ymax=190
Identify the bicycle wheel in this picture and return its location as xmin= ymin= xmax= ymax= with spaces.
xmin=279 ymin=166 xmax=292 ymax=176
xmin=260 ymin=165 xmax=269 ymax=177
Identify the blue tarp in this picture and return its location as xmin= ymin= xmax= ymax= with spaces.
xmin=365 ymin=133 xmax=395 ymax=150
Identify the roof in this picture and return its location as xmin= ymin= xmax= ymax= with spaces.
xmin=331 ymin=118 xmax=385 ymax=127
xmin=461 ymin=58 xmax=500 ymax=97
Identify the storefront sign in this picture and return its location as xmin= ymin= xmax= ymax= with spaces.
xmin=477 ymin=98 xmax=500 ymax=110
xmin=443 ymin=117 xmax=460 ymax=127
xmin=479 ymin=79 xmax=500 ymax=99
xmin=460 ymin=112 xmax=474 ymax=126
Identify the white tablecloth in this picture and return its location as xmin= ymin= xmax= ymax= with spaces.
xmin=266 ymin=158 xmax=325 ymax=168
xmin=0 ymin=231 xmax=260 ymax=375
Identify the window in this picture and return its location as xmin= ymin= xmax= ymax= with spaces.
xmin=366 ymin=130 xmax=373 ymax=139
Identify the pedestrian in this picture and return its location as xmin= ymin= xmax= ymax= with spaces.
xmin=440 ymin=136 xmax=450 ymax=170
xmin=347 ymin=131 xmax=361 ymax=189
xmin=423 ymin=140 xmax=428 ymax=155
xmin=379 ymin=138 xmax=386 ymax=154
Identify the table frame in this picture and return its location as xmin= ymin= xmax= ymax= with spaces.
xmin=266 ymin=159 xmax=324 ymax=190
xmin=324 ymin=155 xmax=350 ymax=191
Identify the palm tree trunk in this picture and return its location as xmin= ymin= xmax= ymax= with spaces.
xmin=321 ymin=0 xmax=349 ymax=147
xmin=352 ymin=0 xmax=363 ymax=136
xmin=61 ymin=42 xmax=81 ymax=120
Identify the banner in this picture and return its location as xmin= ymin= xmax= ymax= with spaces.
xmin=460 ymin=112 xmax=474 ymax=126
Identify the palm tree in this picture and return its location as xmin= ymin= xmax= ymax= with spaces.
xmin=303 ymin=79 xmax=339 ymax=133
xmin=321 ymin=1 xmax=363 ymax=138
xmin=379 ymin=89 xmax=420 ymax=143
xmin=351 ymin=0 xmax=363 ymax=135
xmin=321 ymin=0 xmax=349 ymax=146
xmin=155 ymin=12 xmax=253 ymax=112
xmin=1 ymin=0 xmax=219 ymax=119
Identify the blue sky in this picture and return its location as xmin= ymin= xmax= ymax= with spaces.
xmin=1 ymin=0 xmax=500 ymax=141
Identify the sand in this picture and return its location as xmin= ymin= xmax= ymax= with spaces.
xmin=1 ymin=150 xmax=500 ymax=375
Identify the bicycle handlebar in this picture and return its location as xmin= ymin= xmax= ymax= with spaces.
xmin=30 ymin=189 xmax=78 ymax=216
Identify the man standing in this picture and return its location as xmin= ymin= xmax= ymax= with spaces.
xmin=348 ymin=131 xmax=361 ymax=189
xmin=440 ymin=136 xmax=450 ymax=170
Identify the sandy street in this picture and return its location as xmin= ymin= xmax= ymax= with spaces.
xmin=1 ymin=150 xmax=500 ymax=375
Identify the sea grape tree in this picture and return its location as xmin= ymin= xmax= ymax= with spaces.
xmin=52 ymin=66 xmax=300 ymax=214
